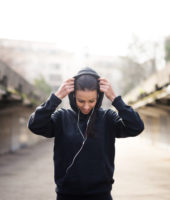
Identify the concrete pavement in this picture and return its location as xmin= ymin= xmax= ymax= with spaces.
xmin=0 ymin=137 xmax=170 ymax=200
xmin=0 ymin=139 xmax=56 ymax=200
xmin=112 ymin=137 xmax=170 ymax=200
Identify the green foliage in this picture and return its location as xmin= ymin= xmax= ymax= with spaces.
xmin=165 ymin=35 xmax=170 ymax=62
xmin=33 ymin=75 xmax=52 ymax=96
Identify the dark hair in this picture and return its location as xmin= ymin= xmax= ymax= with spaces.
xmin=74 ymin=74 xmax=99 ymax=138
xmin=75 ymin=74 xmax=99 ymax=91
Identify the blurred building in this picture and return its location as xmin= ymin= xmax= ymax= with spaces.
xmin=0 ymin=39 xmax=122 ymax=108
xmin=0 ymin=39 xmax=76 ymax=92
xmin=124 ymin=64 xmax=170 ymax=147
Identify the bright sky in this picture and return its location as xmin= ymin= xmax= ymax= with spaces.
xmin=0 ymin=0 xmax=170 ymax=56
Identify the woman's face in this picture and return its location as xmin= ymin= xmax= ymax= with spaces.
xmin=75 ymin=90 xmax=98 ymax=115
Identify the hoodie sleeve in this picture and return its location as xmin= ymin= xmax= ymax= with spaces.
xmin=28 ymin=93 xmax=62 ymax=138
xmin=107 ymin=96 xmax=144 ymax=138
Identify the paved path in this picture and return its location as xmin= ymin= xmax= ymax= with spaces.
xmin=0 ymin=137 xmax=170 ymax=200
xmin=0 ymin=139 xmax=56 ymax=200
xmin=112 ymin=137 xmax=170 ymax=200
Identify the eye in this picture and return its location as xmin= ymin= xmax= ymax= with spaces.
xmin=78 ymin=100 xmax=84 ymax=103
xmin=89 ymin=100 xmax=95 ymax=103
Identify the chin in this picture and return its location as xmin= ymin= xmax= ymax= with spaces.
xmin=82 ymin=110 xmax=90 ymax=114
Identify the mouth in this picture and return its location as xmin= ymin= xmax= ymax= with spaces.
xmin=82 ymin=110 xmax=90 ymax=114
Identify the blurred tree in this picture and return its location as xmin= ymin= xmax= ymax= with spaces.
xmin=118 ymin=35 xmax=160 ymax=95
xmin=127 ymin=35 xmax=158 ymax=72
xmin=34 ymin=74 xmax=52 ymax=96
xmin=164 ymin=35 xmax=170 ymax=62
xmin=118 ymin=57 xmax=146 ymax=95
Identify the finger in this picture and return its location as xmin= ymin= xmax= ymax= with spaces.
xmin=99 ymin=81 xmax=109 ymax=86
xmin=69 ymin=87 xmax=74 ymax=92
xmin=100 ymin=85 xmax=109 ymax=92
xmin=64 ymin=86 xmax=74 ymax=95
xmin=100 ymin=85 xmax=109 ymax=89
xmin=67 ymin=81 xmax=74 ymax=85
xmin=98 ymin=78 xmax=108 ymax=82
xmin=67 ymin=83 xmax=74 ymax=88
xmin=68 ymin=87 xmax=74 ymax=94
xmin=99 ymin=87 xmax=106 ymax=92
xmin=99 ymin=80 xmax=109 ymax=84
xmin=64 ymin=78 xmax=74 ymax=83
xmin=65 ymin=81 xmax=74 ymax=86
xmin=65 ymin=78 xmax=75 ymax=83
xmin=99 ymin=80 xmax=109 ymax=85
xmin=65 ymin=85 xmax=74 ymax=90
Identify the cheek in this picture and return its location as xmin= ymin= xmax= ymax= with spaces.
xmin=76 ymin=101 xmax=82 ymax=108
xmin=91 ymin=102 xmax=97 ymax=107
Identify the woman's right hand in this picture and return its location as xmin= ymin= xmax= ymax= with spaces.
xmin=55 ymin=78 xmax=75 ymax=100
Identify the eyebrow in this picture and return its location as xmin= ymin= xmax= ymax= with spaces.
xmin=77 ymin=98 xmax=96 ymax=101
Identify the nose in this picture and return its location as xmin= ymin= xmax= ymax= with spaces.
xmin=83 ymin=103 xmax=90 ymax=110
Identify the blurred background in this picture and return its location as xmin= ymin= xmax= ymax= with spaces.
xmin=0 ymin=0 xmax=170 ymax=199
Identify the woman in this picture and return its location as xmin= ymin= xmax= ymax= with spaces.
xmin=28 ymin=67 xmax=144 ymax=200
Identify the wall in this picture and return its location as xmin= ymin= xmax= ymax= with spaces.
xmin=0 ymin=106 xmax=45 ymax=154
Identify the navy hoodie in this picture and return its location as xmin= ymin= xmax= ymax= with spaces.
xmin=28 ymin=68 xmax=144 ymax=195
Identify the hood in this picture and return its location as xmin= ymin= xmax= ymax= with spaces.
xmin=68 ymin=67 xmax=104 ymax=113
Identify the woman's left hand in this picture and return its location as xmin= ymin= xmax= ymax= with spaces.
xmin=98 ymin=78 xmax=117 ymax=102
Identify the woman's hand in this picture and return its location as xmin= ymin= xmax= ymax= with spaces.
xmin=98 ymin=78 xmax=117 ymax=102
xmin=55 ymin=78 xmax=75 ymax=99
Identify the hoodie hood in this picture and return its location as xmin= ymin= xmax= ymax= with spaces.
xmin=68 ymin=67 xmax=104 ymax=113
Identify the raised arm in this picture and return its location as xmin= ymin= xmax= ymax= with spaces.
xmin=107 ymin=96 xmax=144 ymax=138
xmin=99 ymin=77 xmax=144 ymax=138
xmin=28 ymin=94 xmax=62 ymax=138
xmin=28 ymin=78 xmax=75 ymax=138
